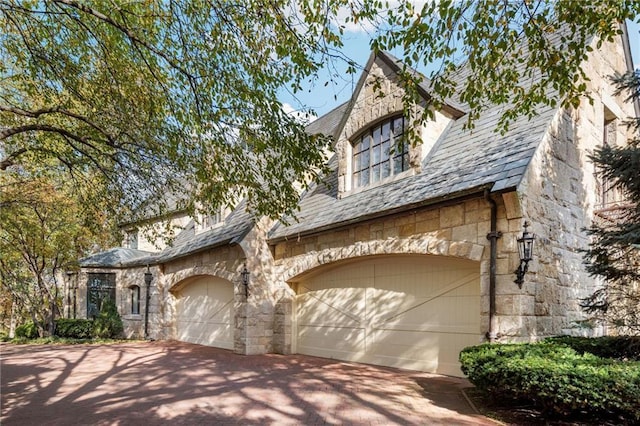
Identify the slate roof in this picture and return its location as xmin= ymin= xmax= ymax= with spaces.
xmin=79 ymin=247 xmax=155 ymax=268
xmin=268 ymin=51 xmax=557 ymax=241
xmin=82 ymin=49 xmax=561 ymax=265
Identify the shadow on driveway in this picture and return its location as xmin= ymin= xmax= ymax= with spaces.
xmin=1 ymin=341 xmax=495 ymax=425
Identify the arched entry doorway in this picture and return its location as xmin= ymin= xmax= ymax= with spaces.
xmin=290 ymin=254 xmax=482 ymax=376
xmin=173 ymin=275 xmax=235 ymax=349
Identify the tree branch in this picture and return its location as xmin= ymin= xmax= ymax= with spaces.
xmin=0 ymin=148 xmax=27 ymax=170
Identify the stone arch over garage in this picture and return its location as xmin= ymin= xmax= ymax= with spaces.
xmin=277 ymin=235 xmax=485 ymax=284
xmin=284 ymin=251 xmax=483 ymax=377
xmin=166 ymin=265 xmax=239 ymax=294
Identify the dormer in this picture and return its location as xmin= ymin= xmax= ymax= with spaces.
xmin=336 ymin=51 xmax=463 ymax=197
xmin=194 ymin=204 xmax=231 ymax=235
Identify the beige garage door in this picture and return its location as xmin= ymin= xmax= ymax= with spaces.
xmin=175 ymin=276 xmax=234 ymax=350
xmin=293 ymin=255 xmax=481 ymax=376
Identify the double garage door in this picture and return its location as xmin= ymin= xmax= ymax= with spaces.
xmin=293 ymin=255 xmax=482 ymax=376
xmin=175 ymin=276 xmax=234 ymax=350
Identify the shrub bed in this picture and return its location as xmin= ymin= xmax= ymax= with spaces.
xmin=15 ymin=321 xmax=38 ymax=339
xmin=460 ymin=342 xmax=640 ymax=423
xmin=55 ymin=319 xmax=94 ymax=339
xmin=545 ymin=335 xmax=640 ymax=361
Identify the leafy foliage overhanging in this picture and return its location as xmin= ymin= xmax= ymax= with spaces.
xmin=1 ymin=1 xmax=639 ymax=224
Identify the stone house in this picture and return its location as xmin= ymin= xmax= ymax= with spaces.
xmin=69 ymin=26 xmax=637 ymax=377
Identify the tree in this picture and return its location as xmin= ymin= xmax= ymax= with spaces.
xmin=0 ymin=0 xmax=336 ymax=223
xmin=581 ymin=70 xmax=640 ymax=335
xmin=0 ymin=173 xmax=115 ymax=337
xmin=2 ymin=1 xmax=638 ymax=224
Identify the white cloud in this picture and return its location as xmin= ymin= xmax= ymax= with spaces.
xmin=334 ymin=1 xmax=430 ymax=34
xmin=282 ymin=103 xmax=318 ymax=124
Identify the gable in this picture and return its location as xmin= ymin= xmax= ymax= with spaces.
xmin=335 ymin=53 xmax=460 ymax=196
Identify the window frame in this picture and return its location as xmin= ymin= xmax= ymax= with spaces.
xmin=351 ymin=115 xmax=409 ymax=189
xmin=86 ymin=273 xmax=116 ymax=318
xmin=130 ymin=285 xmax=140 ymax=315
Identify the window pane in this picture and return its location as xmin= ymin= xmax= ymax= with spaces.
xmin=381 ymin=160 xmax=391 ymax=179
xmin=382 ymin=121 xmax=390 ymax=142
xmin=353 ymin=152 xmax=361 ymax=171
xmin=361 ymin=150 xmax=370 ymax=169
xmin=361 ymin=135 xmax=370 ymax=150
xmin=403 ymin=153 xmax=409 ymax=170
xmin=381 ymin=140 xmax=390 ymax=161
xmin=361 ymin=168 xmax=370 ymax=186
xmin=372 ymin=127 xmax=381 ymax=145
xmin=393 ymin=117 xmax=404 ymax=135
xmin=372 ymin=144 xmax=381 ymax=164
xmin=393 ymin=155 xmax=404 ymax=174
xmin=353 ymin=171 xmax=361 ymax=188
xmin=372 ymin=164 xmax=380 ymax=183
xmin=131 ymin=286 xmax=140 ymax=315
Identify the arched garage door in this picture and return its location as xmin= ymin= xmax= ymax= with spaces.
xmin=175 ymin=276 xmax=234 ymax=350
xmin=292 ymin=255 xmax=482 ymax=376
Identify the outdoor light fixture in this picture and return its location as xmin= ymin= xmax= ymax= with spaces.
xmin=514 ymin=221 xmax=535 ymax=288
xmin=144 ymin=265 xmax=153 ymax=340
xmin=241 ymin=263 xmax=250 ymax=299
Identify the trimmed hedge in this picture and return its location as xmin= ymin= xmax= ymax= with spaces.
xmin=545 ymin=335 xmax=640 ymax=361
xmin=55 ymin=319 xmax=94 ymax=339
xmin=460 ymin=342 xmax=640 ymax=423
xmin=15 ymin=321 xmax=38 ymax=339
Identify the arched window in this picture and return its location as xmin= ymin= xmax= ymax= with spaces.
xmin=352 ymin=116 xmax=408 ymax=189
xmin=130 ymin=285 xmax=140 ymax=315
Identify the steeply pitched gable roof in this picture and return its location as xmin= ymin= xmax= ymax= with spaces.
xmin=268 ymin=51 xmax=558 ymax=241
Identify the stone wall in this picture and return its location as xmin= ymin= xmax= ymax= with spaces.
xmin=269 ymin=194 xmax=547 ymax=349
xmin=73 ymin=266 xmax=161 ymax=340
xmin=517 ymin=33 xmax=635 ymax=338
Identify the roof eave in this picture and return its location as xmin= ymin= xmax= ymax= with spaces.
xmin=268 ymin=183 xmax=497 ymax=245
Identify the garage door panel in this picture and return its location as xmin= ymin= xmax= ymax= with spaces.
xmin=297 ymin=288 xmax=365 ymax=327
xmin=175 ymin=276 xmax=234 ymax=350
xmin=294 ymin=255 xmax=481 ymax=377
xmin=367 ymin=330 xmax=481 ymax=375
xmin=298 ymin=325 xmax=365 ymax=356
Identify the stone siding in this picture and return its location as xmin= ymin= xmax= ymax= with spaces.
xmin=270 ymin=195 xmax=542 ymax=348
xmin=517 ymin=34 xmax=635 ymax=338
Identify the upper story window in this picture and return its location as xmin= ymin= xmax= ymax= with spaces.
xmin=352 ymin=116 xmax=409 ymax=189
xmin=124 ymin=230 xmax=138 ymax=250
xmin=195 ymin=205 xmax=227 ymax=234
xmin=595 ymin=108 xmax=622 ymax=210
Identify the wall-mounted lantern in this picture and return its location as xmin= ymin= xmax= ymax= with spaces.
xmin=514 ymin=221 xmax=535 ymax=288
xmin=241 ymin=263 xmax=250 ymax=299
xmin=144 ymin=265 xmax=153 ymax=340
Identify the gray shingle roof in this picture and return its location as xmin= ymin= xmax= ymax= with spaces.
xmin=151 ymin=202 xmax=254 ymax=264
xmin=79 ymin=103 xmax=356 ymax=268
xmin=268 ymin=51 xmax=557 ymax=241
xmin=80 ymin=247 xmax=155 ymax=268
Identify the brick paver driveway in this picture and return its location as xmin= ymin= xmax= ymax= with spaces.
xmin=1 ymin=341 xmax=495 ymax=425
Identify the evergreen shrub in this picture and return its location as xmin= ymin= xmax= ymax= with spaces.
xmin=545 ymin=335 xmax=640 ymax=361
xmin=92 ymin=300 xmax=124 ymax=339
xmin=15 ymin=321 xmax=38 ymax=339
xmin=460 ymin=342 xmax=640 ymax=422
xmin=55 ymin=318 xmax=94 ymax=339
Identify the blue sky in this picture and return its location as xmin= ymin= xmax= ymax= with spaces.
xmin=281 ymin=19 xmax=640 ymax=119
